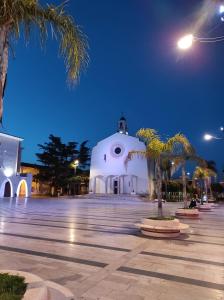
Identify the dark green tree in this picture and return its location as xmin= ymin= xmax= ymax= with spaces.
xmin=77 ymin=140 xmax=90 ymax=170
xmin=36 ymin=134 xmax=78 ymax=196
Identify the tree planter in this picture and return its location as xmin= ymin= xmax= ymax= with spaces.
xmin=175 ymin=208 xmax=200 ymax=219
xmin=0 ymin=270 xmax=74 ymax=300
xmin=136 ymin=218 xmax=189 ymax=238
xmin=198 ymin=203 xmax=212 ymax=211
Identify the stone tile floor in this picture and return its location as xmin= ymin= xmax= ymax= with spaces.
xmin=0 ymin=196 xmax=223 ymax=299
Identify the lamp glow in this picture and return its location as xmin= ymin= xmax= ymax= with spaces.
xmin=204 ymin=134 xmax=213 ymax=141
xmin=177 ymin=34 xmax=194 ymax=50
xmin=219 ymin=5 xmax=224 ymax=14
xmin=4 ymin=168 xmax=13 ymax=177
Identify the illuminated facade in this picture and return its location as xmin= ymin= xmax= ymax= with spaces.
xmin=0 ymin=133 xmax=32 ymax=197
xmin=89 ymin=117 xmax=154 ymax=195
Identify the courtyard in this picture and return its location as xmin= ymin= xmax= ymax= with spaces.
xmin=0 ymin=196 xmax=222 ymax=299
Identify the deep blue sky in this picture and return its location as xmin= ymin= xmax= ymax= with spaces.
xmin=2 ymin=0 xmax=224 ymax=175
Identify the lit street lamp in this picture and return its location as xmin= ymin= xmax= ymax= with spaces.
xmin=177 ymin=4 xmax=224 ymax=51
xmin=73 ymin=159 xmax=79 ymax=175
xmin=177 ymin=34 xmax=194 ymax=50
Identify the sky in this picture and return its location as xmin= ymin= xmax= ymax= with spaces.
xmin=2 ymin=0 xmax=224 ymax=176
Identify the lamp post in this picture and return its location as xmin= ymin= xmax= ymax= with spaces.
xmin=73 ymin=159 xmax=79 ymax=175
xmin=177 ymin=4 xmax=224 ymax=51
xmin=203 ymin=127 xmax=224 ymax=141
xmin=72 ymin=159 xmax=79 ymax=195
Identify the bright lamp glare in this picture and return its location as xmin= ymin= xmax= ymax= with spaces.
xmin=4 ymin=168 xmax=13 ymax=177
xmin=204 ymin=134 xmax=213 ymax=141
xmin=219 ymin=5 xmax=224 ymax=14
xmin=177 ymin=34 xmax=194 ymax=50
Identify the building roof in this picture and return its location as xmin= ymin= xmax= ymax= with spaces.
xmin=21 ymin=162 xmax=46 ymax=169
xmin=0 ymin=132 xmax=23 ymax=141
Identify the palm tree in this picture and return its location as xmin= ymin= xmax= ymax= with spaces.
xmin=193 ymin=166 xmax=216 ymax=201
xmin=206 ymin=160 xmax=217 ymax=200
xmin=0 ymin=0 xmax=88 ymax=121
xmin=127 ymin=129 xmax=192 ymax=217
xmin=171 ymin=150 xmax=205 ymax=209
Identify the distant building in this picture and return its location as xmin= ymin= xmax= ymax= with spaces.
xmin=20 ymin=162 xmax=50 ymax=195
xmin=89 ymin=117 xmax=154 ymax=195
xmin=0 ymin=133 xmax=32 ymax=197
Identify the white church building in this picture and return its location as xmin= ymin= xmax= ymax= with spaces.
xmin=89 ymin=117 xmax=154 ymax=195
xmin=0 ymin=132 xmax=32 ymax=198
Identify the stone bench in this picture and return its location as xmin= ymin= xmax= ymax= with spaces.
xmin=175 ymin=208 xmax=200 ymax=218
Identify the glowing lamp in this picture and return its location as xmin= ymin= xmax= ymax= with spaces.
xmin=204 ymin=134 xmax=213 ymax=141
xmin=4 ymin=168 xmax=13 ymax=177
xmin=177 ymin=34 xmax=194 ymax=50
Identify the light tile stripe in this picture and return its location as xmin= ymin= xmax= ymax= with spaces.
xmin=0 ymin=245 xmax=108 ymax=268
xmin=140 ymin=251 xmax=224 ymax=267
xmin=0 ymin=232 xmax=130 ymax=252
xmin=118 ymin=266 xmax=224 ymax=291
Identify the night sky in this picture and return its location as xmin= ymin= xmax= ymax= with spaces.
xmin=2 ymin=0 xmax=224 ymax=176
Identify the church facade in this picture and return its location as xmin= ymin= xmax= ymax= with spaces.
xmin=89 ymin=117 xmax=153 ymax=195
xmin=0 ymin=133 xmax=32 ymax=198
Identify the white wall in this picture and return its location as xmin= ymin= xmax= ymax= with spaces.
xmin=0 ymin=134 xmax=32 ymax=198
xmin=89 ymin=133 xmax=150 ymax=194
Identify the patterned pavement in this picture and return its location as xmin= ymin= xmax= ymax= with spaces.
xmin=0 ymin=196 xmax=223 ymax=300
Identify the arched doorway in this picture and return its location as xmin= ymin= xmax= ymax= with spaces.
xmin=4 ymin=181 xmax=12 ymax=197
xmin=17 ymin=180 xmax=28 ymax=197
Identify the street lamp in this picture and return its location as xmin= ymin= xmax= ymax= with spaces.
xmin=177 ymin=34 xmax=194 ymax=50
xmin=204 ymin=134 xmax=214 ymax=141
xmin=204 ymin=133 xmax=223 ymax=141
xmin=73 ymin=159 xmax=79 ymax=175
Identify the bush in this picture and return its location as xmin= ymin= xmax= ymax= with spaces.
xmin=0 ymin=293 xmax=22 ymax=300
xmin=0 ymin=273 xmax=27 ymax=300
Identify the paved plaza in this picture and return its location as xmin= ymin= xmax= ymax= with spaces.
xmin=0 ymin=196 xmax=223 ymax=300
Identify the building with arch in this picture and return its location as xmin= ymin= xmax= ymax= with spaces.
xmin=0 ymin=133 xmax=32 ymax=198
xmin=89 ymin=117 xmax=154 ymax=196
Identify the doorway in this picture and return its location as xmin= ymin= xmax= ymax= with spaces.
xmin=4 ymin=182 xmax=11 ymax=197
xmin=113 ymin=180 xmax=118 ymax=194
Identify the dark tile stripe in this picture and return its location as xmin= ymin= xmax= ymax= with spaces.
xmin=140 ymin=251 xmax=224 ymax=267
xmin=0 ymin=232 xmax=130 ymax=253
xmin=118 ymin=266 xmax=224 ymax=291
xmin=0 ymin=245 xmax=107 ymax=268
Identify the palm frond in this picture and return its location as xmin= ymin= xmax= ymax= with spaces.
xmin=0 ymin=0 xmax=88 ymax=82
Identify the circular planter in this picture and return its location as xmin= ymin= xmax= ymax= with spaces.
xmin=175 ymin=208 xmax=199 ymax=219
xmin=136 ymin=218 xmax=189 ymax=238
xmin=0 ymin=270 xmax=74 ymax=300
xmin=198 ymin=203 xmax=212 ymax=211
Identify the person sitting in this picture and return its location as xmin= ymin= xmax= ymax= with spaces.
xmin=189 ymin=198 xmax=197 ymax=209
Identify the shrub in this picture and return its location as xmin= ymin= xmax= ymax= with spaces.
xmin=0 ymin=273 xmax=27 ymax=300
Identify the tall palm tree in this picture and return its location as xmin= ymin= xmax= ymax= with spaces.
xmin=0 ymin=0 xmax=88 ymax=121
xmin=206 ymin=160 xmax=217 ymax=200
xmin=193 ymin=166 xmax=216 ymax=201
xmin=127 ymin=129 xmax=192 ymax=217
xmin=171 ymin=150 xmax=205 ymax=208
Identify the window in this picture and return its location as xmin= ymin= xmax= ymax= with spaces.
xmin=114 ymin=147 xmax=121 ymax=155
xmin=104 ymin=154 xmax=106 ymax=162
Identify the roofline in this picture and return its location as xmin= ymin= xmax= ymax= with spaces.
xmin=0 ymin=132 xmax=23 ymax=141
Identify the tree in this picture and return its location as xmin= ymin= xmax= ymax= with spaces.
xmin=193 ymin=166 xmax=216 ymax=200
xmin=77 ymin=140 xmax=90 ymax=170
xmin=0 ymin=0 xmax=88 ymax=121
xmin=36 ymin=134 xmax=78 ymax=196
xmin=171 ymin=149 xmax=205 ymax=208
xmin=127 ymin=129 xmax=192 ymax=217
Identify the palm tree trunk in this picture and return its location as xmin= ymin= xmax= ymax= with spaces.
xmin=204 ymin=178 xmax=208 ymax=202
xmin=182 ymin=163 xmax=187 ymax=208
xmin=0 ymin=26 xmax=9 ymax=122
xmin=156 ymin=158 xmax=163 ymax=217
